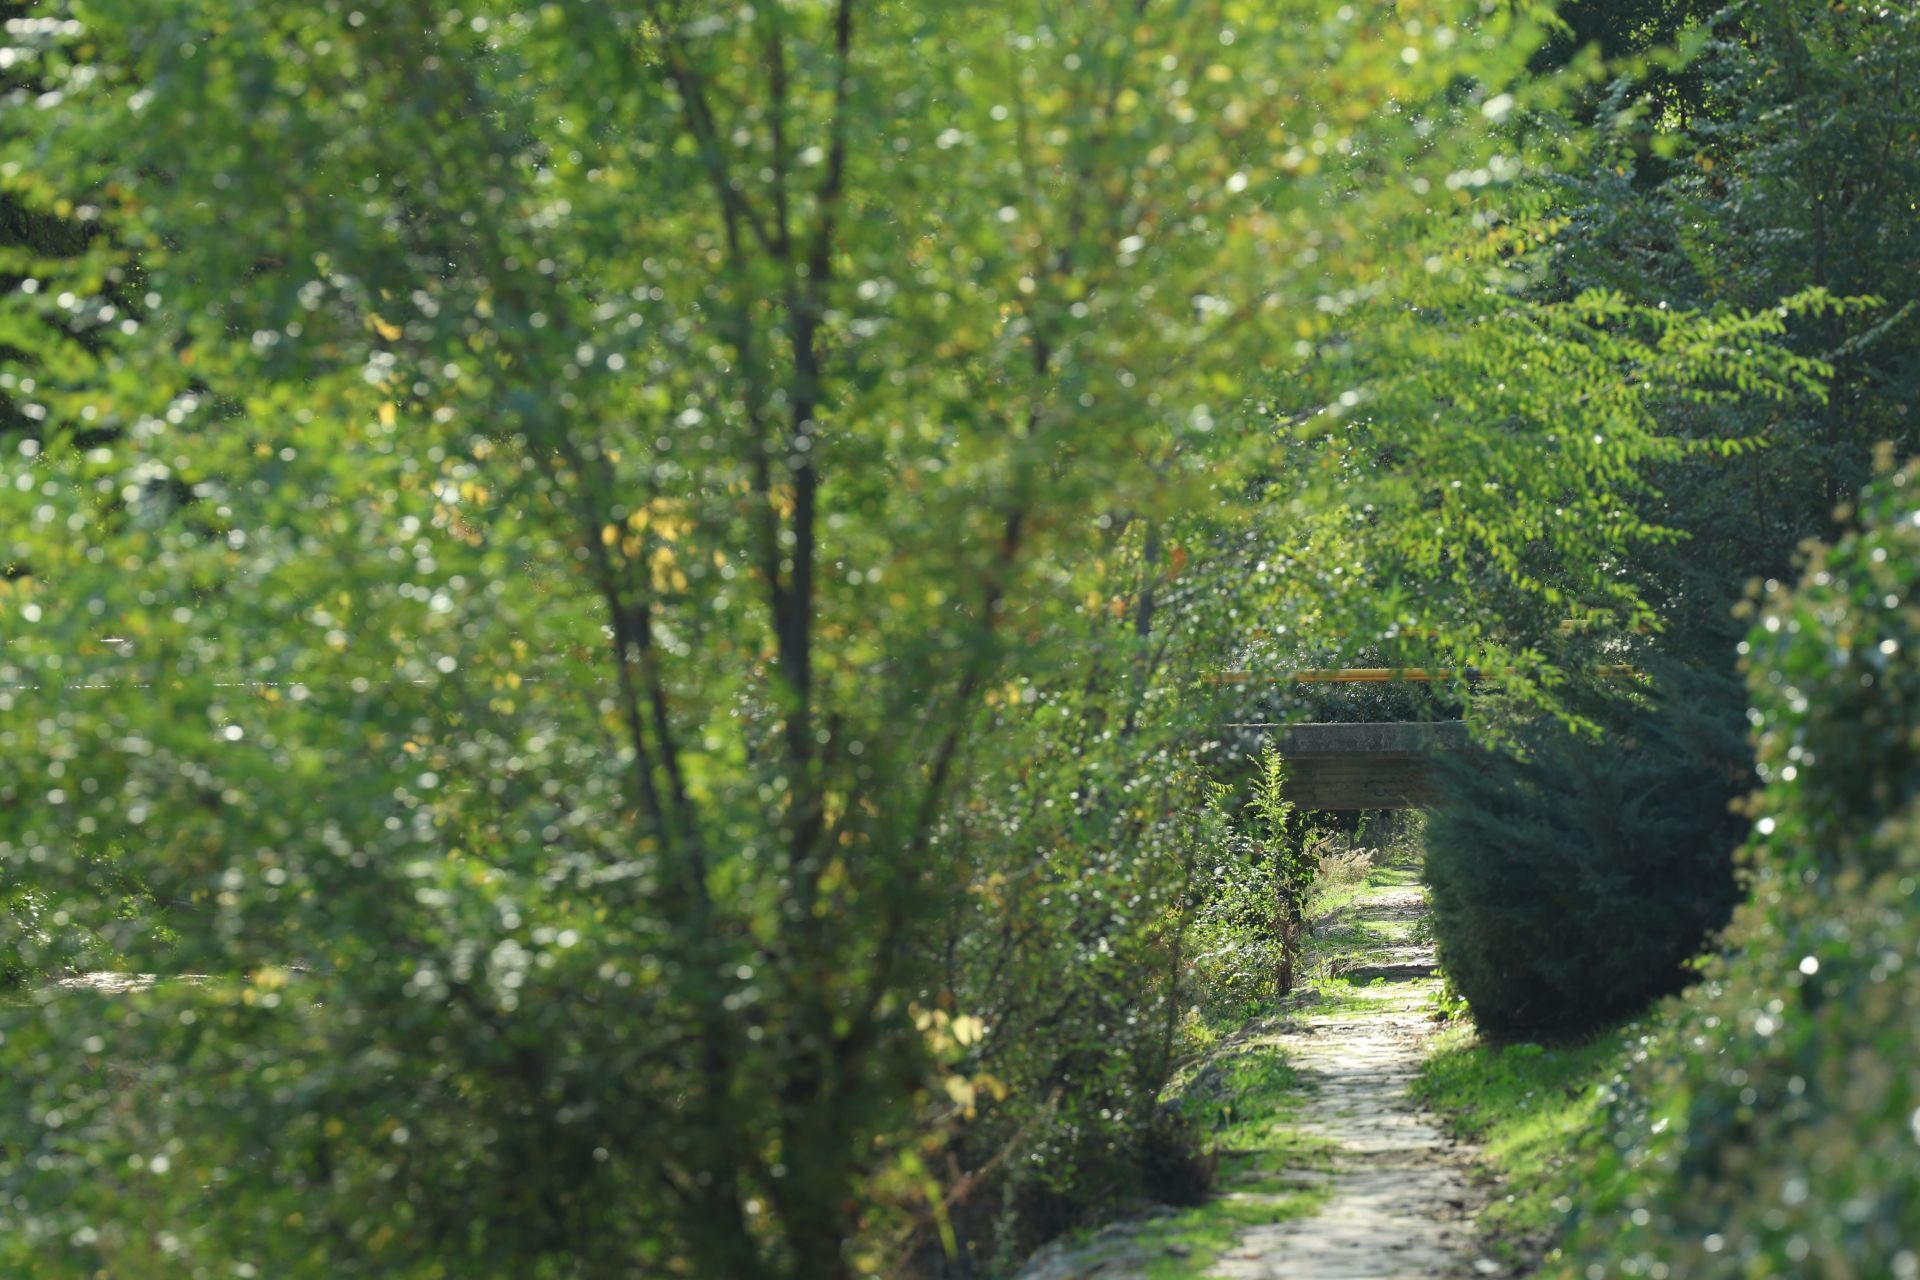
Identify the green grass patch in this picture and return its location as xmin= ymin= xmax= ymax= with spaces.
xmin=1283 ymin=977 xmax=1400 ymax=1020
xmin=1119 ymin=1042 xmax=1334 ymax=1276
xmin=1366 ymin=861 xmax=1421 ymax=887
xmin=1308 ymin=910 xmax=1414 ymax=954
xmin=1184 ymin=852 xmax=1426 ymax=1042
xmin=1178 ymin=1042 xmax=1305 ymax=1130
xmin=1133 ymin=1183 xmax=1330 ymax=1279
xmin=1292 ymin=860 xmax=1429 ymax=1019
xmin=1413 ymin=1022 xmax=1626 ymax=1270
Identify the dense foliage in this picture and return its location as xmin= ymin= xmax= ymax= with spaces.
xmin=1561 ymin=0 xmax=1920 ymax=555
xmin=1562 ymin=458 xmax=1920 ymax=1277
xmin=0 ymin=1 xmax=1883 ymax=1277
xmin=1423 ymin=0 xmax=1920 ymax=1035
xmin=1425 ymin=656 xmax=1748 ymax=1037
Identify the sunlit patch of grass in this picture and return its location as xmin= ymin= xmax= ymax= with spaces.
xmin=1183 ymin=854 xmax=1424 ymax=1041
xmin=1313 ymin=912 xmax=1416 ymax=954
xmin=1178 ymin=1038 xmax=1310 ymax=1135
xmin=1283 ymin=980 xmax=1392 ymax=1020
xmin=1217 ymin=1130 xmax=1338 ymax=1182
xmin=1365 ymin=861 xmax=1422 ymax=889
xmin=1301 ymin=854 xmax=1417 ymax=926
xmin=1413 ymin=1023 xmax=1626 ymax=1271
xmin=1133 ymin=1183 xmax=1332 ymax=1279
xmin=1127 ymin=1042 xmax=1335 ymax=1277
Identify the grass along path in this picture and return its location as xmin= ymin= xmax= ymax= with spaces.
xmin=1412 ymin=1024 xmax=1627 ymax=1275
xmin=1017 ymin=860 xmax=1490 ymax=1279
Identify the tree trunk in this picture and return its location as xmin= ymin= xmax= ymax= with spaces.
xmin=1275 ymin=884 xmax=1303 ymax=999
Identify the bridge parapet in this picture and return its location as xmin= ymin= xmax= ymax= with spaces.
xmin=1232 ymin=720 xmax=1470 ymax=811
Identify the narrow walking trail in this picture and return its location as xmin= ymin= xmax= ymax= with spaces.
xmin=1210 ymin=883 xmax=1481 ymax=1279
xmin=1017 ymin=869 xmax=1491 ymax=1280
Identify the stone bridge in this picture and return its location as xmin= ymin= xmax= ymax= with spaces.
xmin=1235 ymin=721 xmax=1471 ymax=811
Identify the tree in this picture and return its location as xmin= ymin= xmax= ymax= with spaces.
xmin=1556 ymin=0 xmax=1920 ymax=559
xmin=1422 ymin=0 xmax=1918 ymax=1035
xmin=1425 ymin=653 xmax=1749 ymax=1037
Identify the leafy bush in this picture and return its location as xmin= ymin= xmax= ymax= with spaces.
xmin=914 ymin=655 xmax=1235 ymax=1271
xmin=1565 ymin=458 xmax=1920 ymax=1276
xmin=1183 ymin=752 xmax=1324 ymax=1029
xmin=1187 ymin=796 xmax=1290 ymax=1028
xmin=1423 ymin=660 xmax=1748 ymax=1037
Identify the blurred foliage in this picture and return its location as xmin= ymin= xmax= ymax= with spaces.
xmin=1425 ymin=653 xmax=1748 ymax=1037
xmin=1558 ymin=458 xmax=1920 ymax=1277
xmin=0 ymin=1 xmax=1856 ymax=1277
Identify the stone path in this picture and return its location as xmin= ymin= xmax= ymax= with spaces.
xmin=1016 ymin=881 xmax=1491 ymax=1280
xmin=1209 ymin=889 xmax=1483 ymax=1278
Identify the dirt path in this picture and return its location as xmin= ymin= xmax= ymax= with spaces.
xmin=1016 ymin=877 xmax=1489 ymax=1280
xmin=1208 ymin=886 xmax=1482 ymax=1279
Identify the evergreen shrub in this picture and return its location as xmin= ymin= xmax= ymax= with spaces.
xmin=1567 ymin=458 xmax=1920 ymax=1275
xmin=1423 ymin=663 xmax=1748 ymax=1037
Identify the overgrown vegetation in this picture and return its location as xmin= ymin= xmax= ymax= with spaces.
xmin=0 ymin=0 xmax=1913 ymax=1276
xmin=1410 ymin=2 xmax=1920 ymax=1271
xmin=1188 ymin=808 xmax=1421 ymax=1032
xmin=1553 ymin=459 xmax=1920 ymax=1276
xmin=1423 ymin=0 xmax=1920 ymax=1042
xmin=1424 ymin=668 xmax=1747 ymax=1037
xmin=1423 ymin=460 xmax=1920 ymax=1276
xmin=1023 ymin=834 xmax=1428 ymax=1279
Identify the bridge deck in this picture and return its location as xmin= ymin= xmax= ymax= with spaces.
xmin=1234 ymin=721 xmax=1469 ymax=811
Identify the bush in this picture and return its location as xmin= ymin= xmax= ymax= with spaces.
xmin=1423 ymin=660 xmax=1748 ymax=1037
xmin=1565 ymin=459 xmax=1920 ymax=1276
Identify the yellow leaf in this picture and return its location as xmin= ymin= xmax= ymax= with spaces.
xmin=378 ymin=402 xmax=396 ymax=427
